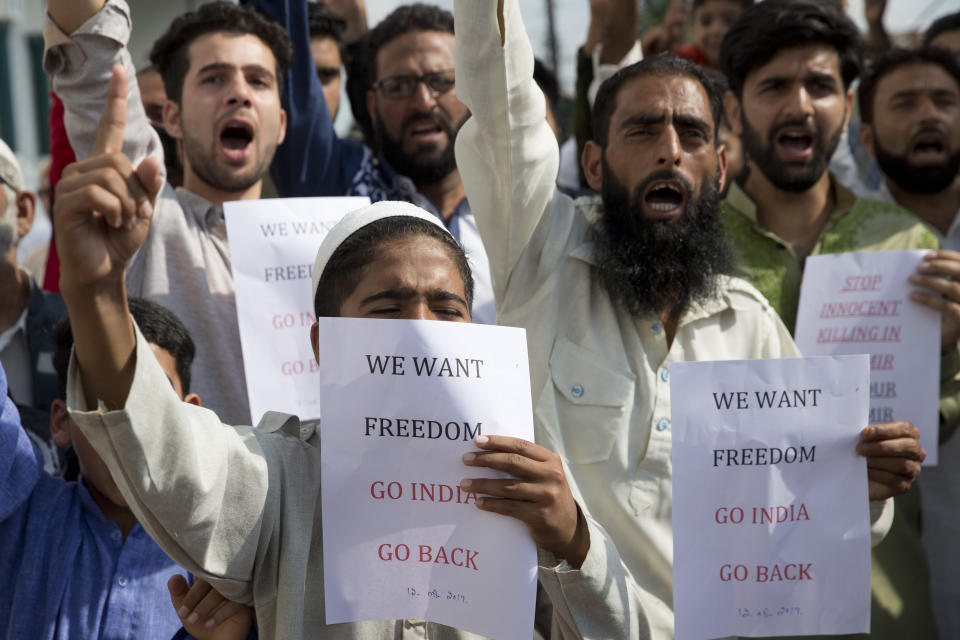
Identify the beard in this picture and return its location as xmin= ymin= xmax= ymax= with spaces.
xmin=874 ymin=136 xmax=960 ymax=195
xmin=375 ymin=108 xmax=464 ymax=185
xmin=180 ymin=129 xmax=276 ymax=194
xmin=741 ymin=116 xmax=842 ymax=193
xmin=589 ymin=163 xmax=734 ymax=319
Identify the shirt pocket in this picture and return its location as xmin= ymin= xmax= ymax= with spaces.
xmin=544 ymin=337 xmax=635 ymax=464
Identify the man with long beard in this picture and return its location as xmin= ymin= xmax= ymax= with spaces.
xmin=857 ymin=45 xmax=960 ymax=640
xmin=452 ymin=0 xmax=925 ymax=637
xmin=718 ymin=3 xmax=954 ymax=638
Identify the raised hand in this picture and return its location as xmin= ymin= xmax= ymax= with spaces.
xmin=856 ymin=421 xmax=925 ymax=501
xmin=53 ymin=64 xmax=163 ymax=292
xmin=168 ymin=575 xmax=254 ymax=640
xmin=461 ymin=435 xmax=590 ymax=568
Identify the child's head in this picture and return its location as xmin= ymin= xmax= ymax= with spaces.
xmin=50 ymin=298 xmax=199 ymax=507
xmin=692 ymin=0 xmax=753 ymax=69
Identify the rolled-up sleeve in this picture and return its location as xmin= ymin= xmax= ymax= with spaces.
xmin=44 ymin=0 xmax=164 ymax=177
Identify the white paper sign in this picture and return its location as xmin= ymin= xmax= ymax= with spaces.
xmin=671 ymin=356 xmax=871 ymax=640
xmin=224 ymin=197 xmax=369 ymax=423
xmin=794 ymin=250 xmax=940 ymax=464
xmin=316 ymin=317 xmax=537 ymax=639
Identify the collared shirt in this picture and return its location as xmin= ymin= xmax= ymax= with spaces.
xmin=45 ymin=4 xmax=250 ymax=426
xmin=0 ymin=305 xmax=30 ymax=404
xmin=720 ymin=179 xmax=939 ymax=333
xmin=873 ymin=180 xmax=960 ymax=252
xmin=0 ymin=364 xmax=183 ymax=640
xmin=450 ymin=3 xmax=892 ymax=638
xmin=68 ymin=323 xmax=492 ymax=640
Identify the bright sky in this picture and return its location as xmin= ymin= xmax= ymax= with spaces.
xmin=363 ymin=0 xmax=960 ymax=93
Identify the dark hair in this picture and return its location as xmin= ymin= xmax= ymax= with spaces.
xmin=692 ymin=0 xmax=754 ymax=12
xmin=367 ymin=4 xmax=454 ymax=82
xmin=308 ymin=3 xmax=347 ymax=44
xmin=720 ymin=0 xmax=862 ymax=98
xmin=924 ymin=11 xmax=960 ymax=48
xmin=314 ymin=217 xmax=474 ymax=317
xmin=859 ymin=47 xmax=960 ymax=125
xmin=534 ymin=58 xmax=560 ymax=117
xmin=53 ymin=298 xmax=197 ymax=398
xmin=344 ymin=36 xmax=376 ymax=144
xmin=591 ymin=54 xmax=725 ymax=147
xmin=148 ymin=2 xmax=293 ymax=104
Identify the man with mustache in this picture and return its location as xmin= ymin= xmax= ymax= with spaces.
xmin=244 ymin=0 xmax=495 ymax=324
xmin=719 ymin=2 xmax=952 ymax=637
xmin=453 ymin=0 xmax=924 ymax=636
xmin=857 ymin=45 xmax=960 ymax=640
xmin=45 ymin=0 xmax=291 ymax=427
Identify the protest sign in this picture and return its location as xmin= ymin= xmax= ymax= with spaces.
xmin=316 ymin=317 xmax=537 ymax=639
xmin=794 ymin=250 xmax=940 ymax=464
xmin=225 ymin=197 xmax=369 ymax=423
xmin=671 ymin=355 xmax=872 ymax=640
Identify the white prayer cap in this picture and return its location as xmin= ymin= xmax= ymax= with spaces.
xmin=311 ymin=200 xmax=450 ymax=311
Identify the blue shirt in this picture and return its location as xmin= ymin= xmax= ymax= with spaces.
xmin=0 ymin=364 xmax=185 ymax=640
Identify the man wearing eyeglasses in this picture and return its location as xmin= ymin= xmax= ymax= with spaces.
xmin=244 ymin=0 xmax=496 ymax=324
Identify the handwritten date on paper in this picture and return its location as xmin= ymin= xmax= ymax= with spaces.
xmin=737 ymin=606 xmax=803 ymax=619
xmin=407 ymin=587 xmax=468 ymax=604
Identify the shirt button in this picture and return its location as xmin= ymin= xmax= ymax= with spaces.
xmin=111 ymin=530 xmax=122 ymax=542
xmin=117 ymin=576 xmax=129 ymax=587
xmin=656 ymin=418 xmax=669 ymax=432
xmin=660 ymin=368 xmax=670 ymax=382
xmin=651 ymin=322 xmax=662 ymax=335
xmin=571 ymin=384 xmax=584 ymax=398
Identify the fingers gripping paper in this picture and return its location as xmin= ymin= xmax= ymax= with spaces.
xmin=316 ymin=318 xmax=537 ymax=639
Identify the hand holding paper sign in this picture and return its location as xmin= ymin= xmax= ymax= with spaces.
xmin=857 ymin=421 xmax=926 ymax=500
xmin=909 ymin=250 xmax=960 ymax=351
xmin=461 ymin=434 xmax=590 ymax=568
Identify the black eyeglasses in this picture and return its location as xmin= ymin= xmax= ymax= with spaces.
xmin=374 ymin=70 xmax=456 ymax=100
xmin=0 ymin=173 xmax=16 ymax=192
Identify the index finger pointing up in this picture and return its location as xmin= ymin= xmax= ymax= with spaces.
xmin=92 ymin=65 xmax=128 ymax=155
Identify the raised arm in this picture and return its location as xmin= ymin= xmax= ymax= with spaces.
xmin=44 ymin=0 xmax=164 ymax=177
xmin=241 ymin=0 xmax=365 ymax=197
xmin=55 ymin=68 xmax=271 ymax=604
xmin=453 ymin=0 xmax=560 ymax=304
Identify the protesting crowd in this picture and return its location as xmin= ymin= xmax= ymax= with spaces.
xmin=1 ymin=0 xmax=959 ymax=637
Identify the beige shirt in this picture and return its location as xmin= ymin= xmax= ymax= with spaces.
xmin=43 ymin=0 xmax=251 ymax=426
xmin=453 ymin=1 xmax=890 ymax=637
xmin=68 ymin=324 xmax=494 ymax=640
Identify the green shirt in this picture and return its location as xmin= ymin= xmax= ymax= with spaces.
xmin=722 ymin=176 xmax=942 ymax=640
xmin=721 ymin=178 xmax=939 ymax=333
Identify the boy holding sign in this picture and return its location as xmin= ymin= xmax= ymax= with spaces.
xmin=52 ymin=62 xmax=591 ymax=638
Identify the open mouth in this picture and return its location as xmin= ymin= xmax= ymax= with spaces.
xmin=910 ymin=131 xmax=946 ymax=162
xmin=407 ymin=119 xmax=446 ymax=142
xmin=219 ymin=119 xmax=254 ymax=162
xmin=776 ymin=129 xmax=814 ymax=161
xmin=643 ymin=180 xmax=686 ymax=218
